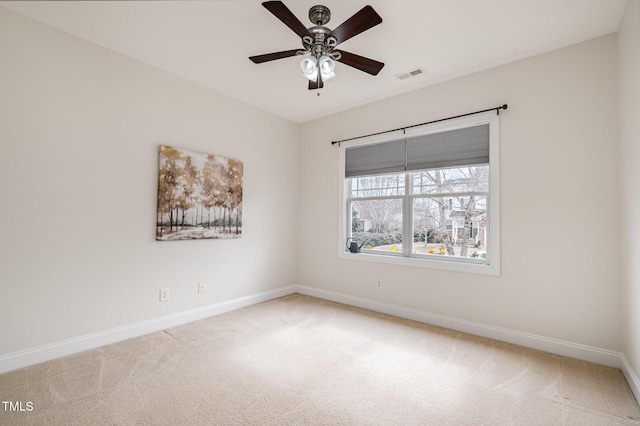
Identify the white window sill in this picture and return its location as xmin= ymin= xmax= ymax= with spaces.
xmin=337 ymin=251 xmax=500 ymax=276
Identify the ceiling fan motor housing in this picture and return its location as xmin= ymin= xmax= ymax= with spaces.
xmin=309 ymin=5 xmax=331 ymax=25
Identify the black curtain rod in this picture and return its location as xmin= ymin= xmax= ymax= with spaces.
xmin=331 ymin=104 xmax=508 ymax=146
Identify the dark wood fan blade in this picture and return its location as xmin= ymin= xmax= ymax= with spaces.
xmin=262 ymin=1 xmax=312 ymax=39
xmin=308 ymin=73 xmax=324 ymax=90
xmin=327 ymin=5 xmax=382 ymax=46
xmin=335 ymin=50 xmax=384 ymax=75
xmin=249 ymin=49 xmax=300 ymax=64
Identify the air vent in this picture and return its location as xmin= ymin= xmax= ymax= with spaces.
xmin=395 ymin=67 xmax=425 ymax=81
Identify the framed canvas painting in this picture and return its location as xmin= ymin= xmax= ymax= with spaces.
xmin=156 ymin=145 xmax=243 ymax=241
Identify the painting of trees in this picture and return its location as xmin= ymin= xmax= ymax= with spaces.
xmin=156 ymin=145 xmax=243 ymax=241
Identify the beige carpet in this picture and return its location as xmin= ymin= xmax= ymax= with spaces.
xmin=1 ymin=294 xmax=639 ymax=425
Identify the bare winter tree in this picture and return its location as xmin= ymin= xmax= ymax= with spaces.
xmin=420 ymin=170 xmax=455 ymax=255
xmin=458 ymin=196 xmax=475 ymax=257
xmin=456 ymin=166 xmax=487 ymax=257
xmin=352 ymin=175 xmax=402 ymax=233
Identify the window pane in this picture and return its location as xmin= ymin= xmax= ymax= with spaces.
xmin=351 ymin=199 xmax=403 ymax=252
xmin=413 ymin=195 xmax=487 ymax=259
xmin=413 ymin=166 xmax=488 ymax=195
xmin=351 ymin=173 xmax=405 ymax=197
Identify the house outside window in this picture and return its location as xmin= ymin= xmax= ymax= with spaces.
xmin=338 ymin=111 xmax=500 ymax=276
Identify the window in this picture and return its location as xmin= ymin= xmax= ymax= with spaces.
xmin=338 ymin=111 xmax=500 ymax=275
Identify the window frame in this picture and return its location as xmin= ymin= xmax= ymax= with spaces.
xmin=337 ymin=111 xmax=500 ymax=276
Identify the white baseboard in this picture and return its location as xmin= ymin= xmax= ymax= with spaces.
xmin=621 ymin=354 xmax=640 ymax=403
xmin=0 ymin=285 xmax=297 ymax=374
xmin=295 ymin=285 xmax=624 ymax=369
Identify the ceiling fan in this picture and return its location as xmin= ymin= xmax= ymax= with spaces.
xmin=249 ymin=1 xmax=385 ymax=91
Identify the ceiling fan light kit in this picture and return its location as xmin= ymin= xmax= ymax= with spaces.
xmin=249 ymin=1 xmax=385 ymax=92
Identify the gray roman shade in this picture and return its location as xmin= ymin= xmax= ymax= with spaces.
xmin=345 ymin=138 xmax=406 ymax=178
xmin=345 ymin=124 xmax=489 ymax=178
xmin=406 ymin=124 xmax=489 ymax=171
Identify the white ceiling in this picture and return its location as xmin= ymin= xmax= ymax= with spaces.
xmin=1 ymin=0 xmax=628 ymax=123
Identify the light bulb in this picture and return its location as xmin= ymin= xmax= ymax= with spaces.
xmin=300 ymin=57 xmax=318 ymax=81
xmin=318 ymin=56 xmax=336 ymax=81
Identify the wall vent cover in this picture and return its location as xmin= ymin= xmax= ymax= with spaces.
xmin=395 ymin=68 xmax=425 ymax=81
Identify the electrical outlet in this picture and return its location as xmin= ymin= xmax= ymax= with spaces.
xmin=376 ymin=279 xmax=382 ymax=288
xmin=198 ymin=282 xmax=205 ymax=293
xmin=159 ymin=288 xmax=170 ymax=302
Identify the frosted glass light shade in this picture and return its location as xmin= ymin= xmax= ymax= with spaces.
xmin=319 ymin=56 xmax=336 ymax=80
xmin=300 ymin=57 xmax=318 ymax=81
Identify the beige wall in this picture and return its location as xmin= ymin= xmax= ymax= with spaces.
xmin=0 ymin=7 xmax=299 ymax=355
xmin=299 ymin=34 xmax=621 ymax=351
xmin=619 ymin=0 xmax=640 ymax=381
